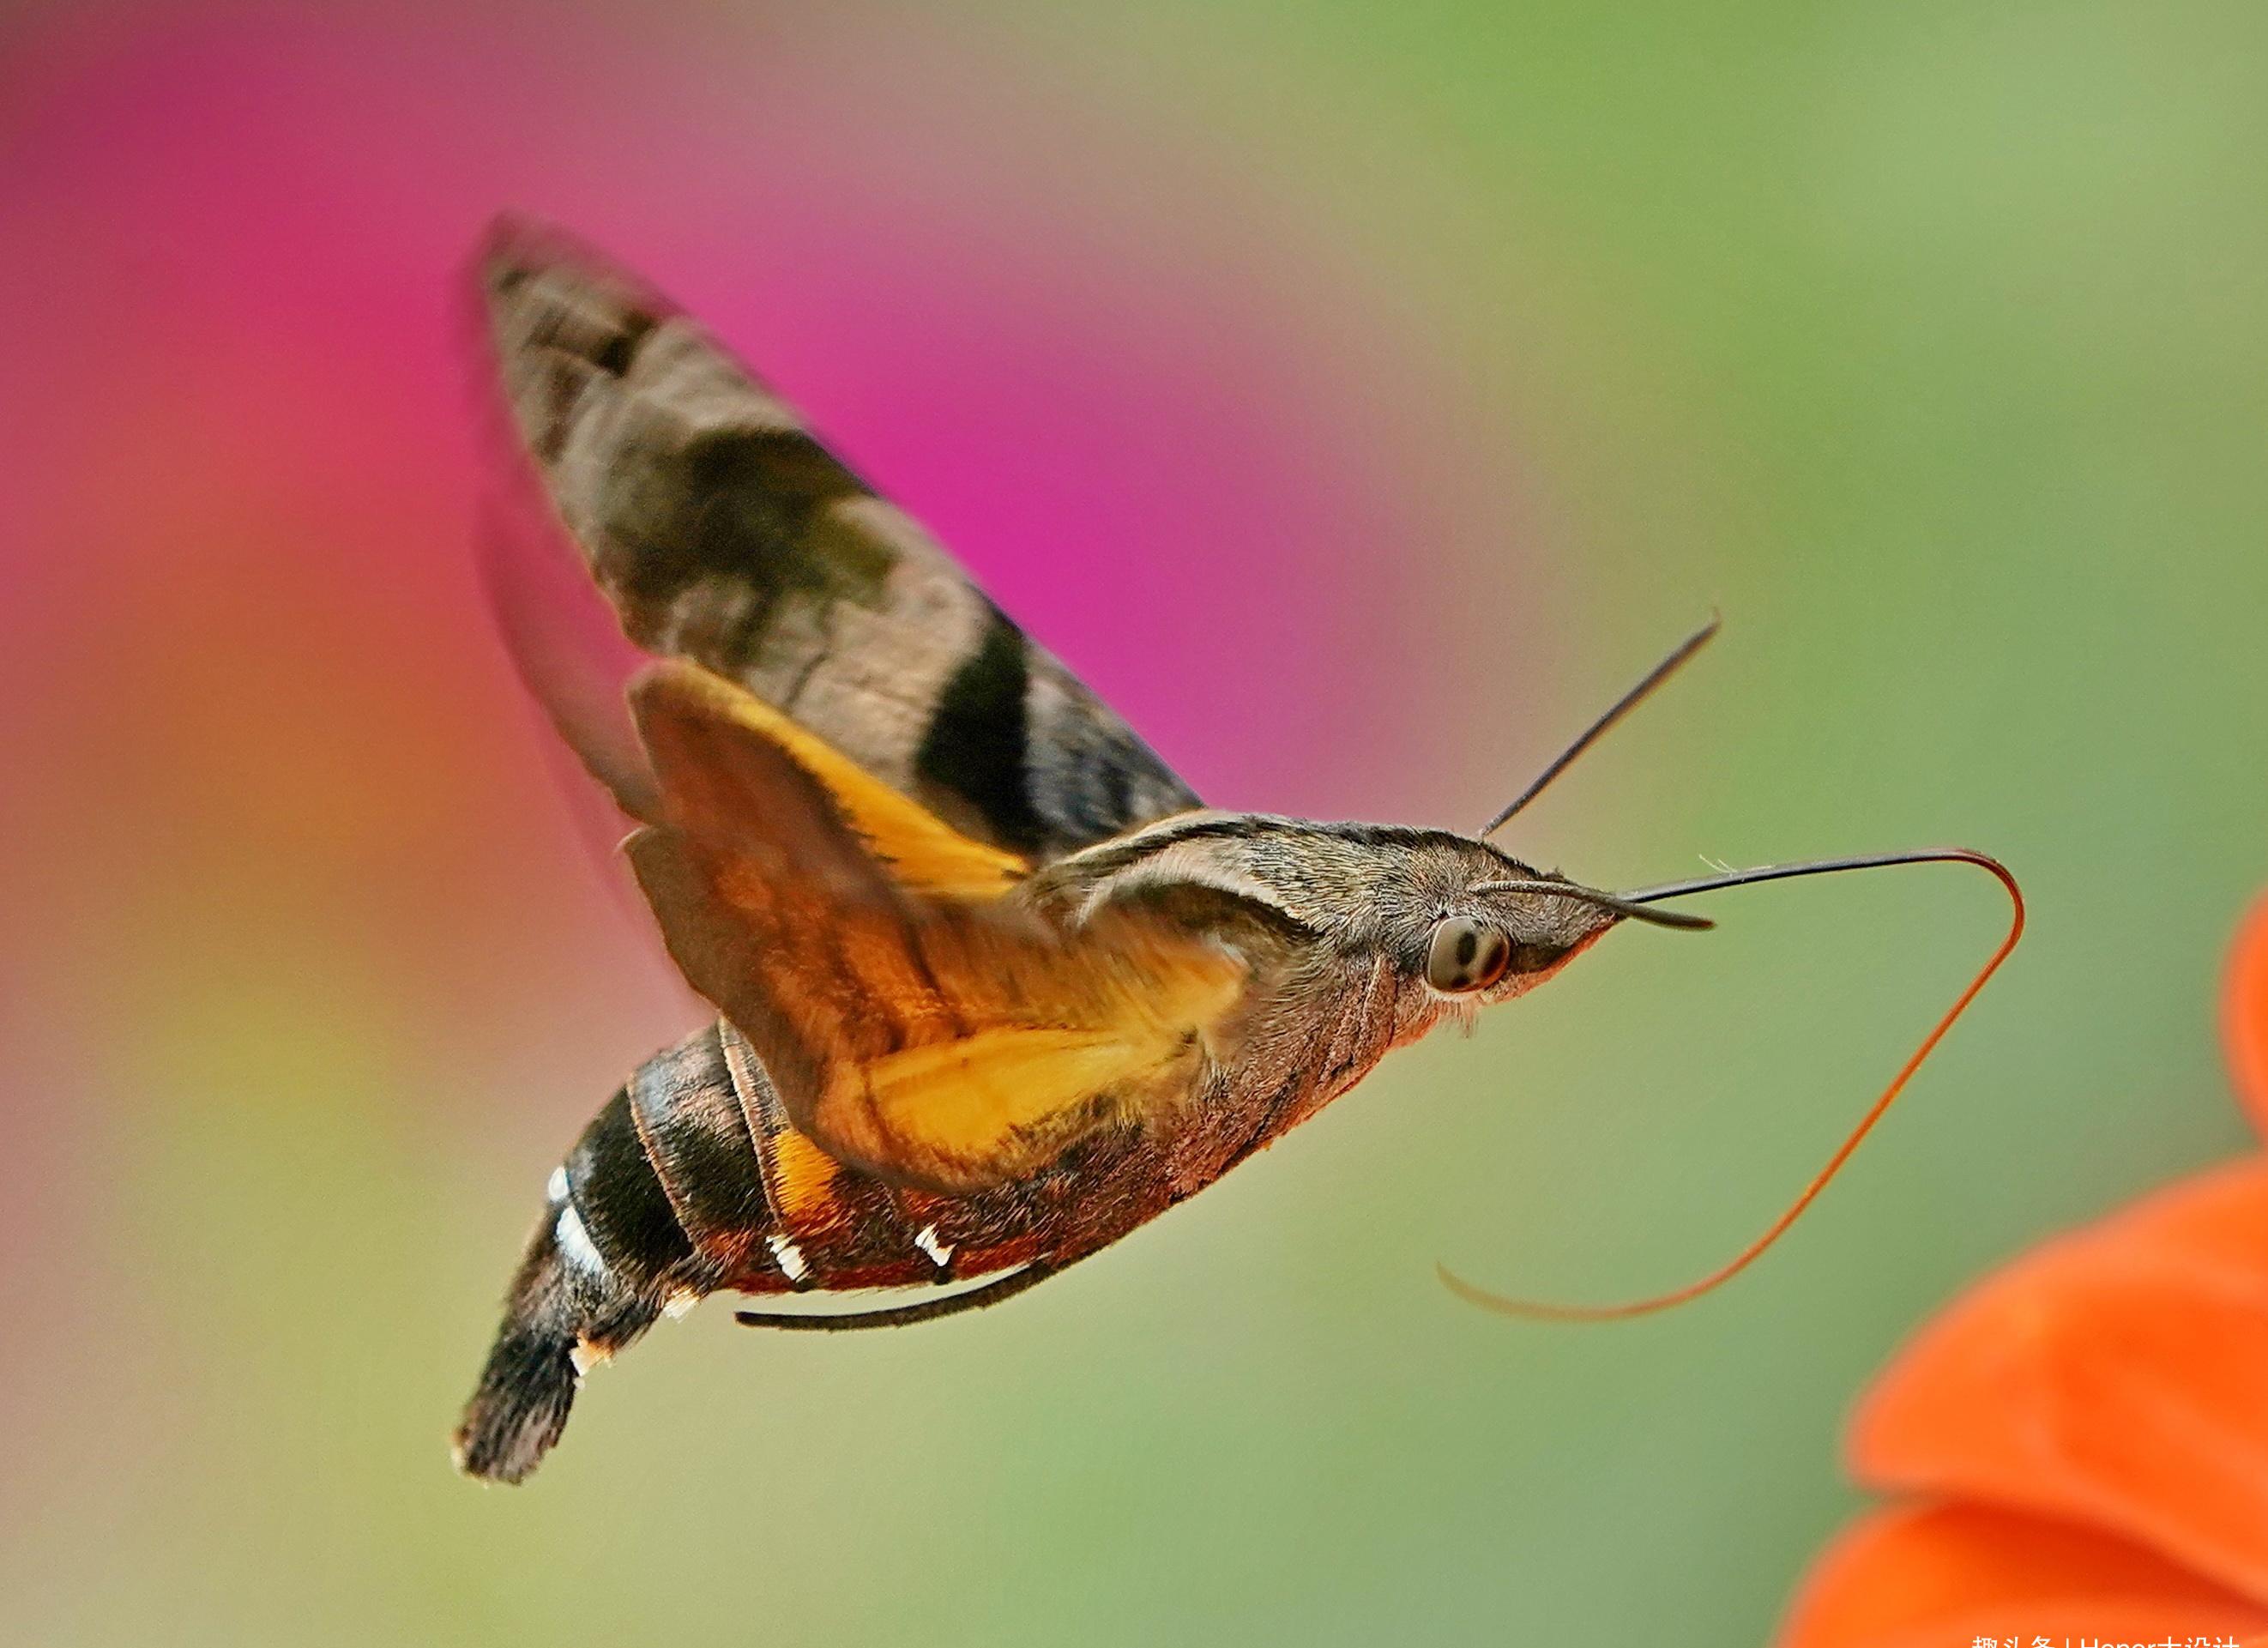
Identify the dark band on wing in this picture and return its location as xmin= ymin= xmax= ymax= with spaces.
xmin=477 ymin=217 xmax=1199 ymax=863
xmin=916 ymin=609 xmax=1047 ymax=856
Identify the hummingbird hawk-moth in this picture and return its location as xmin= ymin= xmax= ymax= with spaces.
xmin=453 ymin=220 xmax=2022 ymax=1483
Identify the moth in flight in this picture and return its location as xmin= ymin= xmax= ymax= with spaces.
xmin=455 ymin=221 xmax=2021 ymax=1482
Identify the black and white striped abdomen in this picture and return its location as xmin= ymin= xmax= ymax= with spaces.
xmin=454 ymin=1017 xmax=1002 ymax=1481
xmin=454 ymin=1023 xmax=757 ymax=1482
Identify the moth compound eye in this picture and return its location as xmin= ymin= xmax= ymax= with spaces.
xmin=1426 ymin=918 xmax=1511 ymax=993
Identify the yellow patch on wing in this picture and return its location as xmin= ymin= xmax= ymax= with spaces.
xmin=845 ymin=1027 xmax=1177 ymax=1169
xmin=787 ymin=918 xmax=1244 ymax=1187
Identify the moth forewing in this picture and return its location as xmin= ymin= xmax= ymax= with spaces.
xmin=474 ymin=217 xmax=1200 ymax=865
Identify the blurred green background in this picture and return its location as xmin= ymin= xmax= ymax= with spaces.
xmin=4 ymin=3 xmax=2266 ymax=1644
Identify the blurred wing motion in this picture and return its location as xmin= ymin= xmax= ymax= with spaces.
xmin=474 ymin=217 xmax=1201 ymax=861
xmin=624 ymin=661 xmax=1244 ymax=1192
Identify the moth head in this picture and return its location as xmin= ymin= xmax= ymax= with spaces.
xmin=1414 ymin=855 xmax=1711 ymax=1008
xmin=1416 ymin=878 xmax=1602 ymax=1006
xmin=1030 ymin=819 xmax=1704 ymax=1017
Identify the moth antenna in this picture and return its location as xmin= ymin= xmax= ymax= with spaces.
xmin=1469 ymin=879 xmax=1714 ymax=932
xmin=1439 ymin=848 xmax=2023 ymax=1323
xmin=1480 ymin=614 xmax=1719 ymax=838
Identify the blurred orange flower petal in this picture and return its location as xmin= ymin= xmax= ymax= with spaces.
xmin=1849 ymin=1159 xmax=2268 ymax=1605
xmin=2227 ymin=896 xmax=2268 ymax=1138
xmin=1777 ymin=1501 xmax=2268 ymax=1648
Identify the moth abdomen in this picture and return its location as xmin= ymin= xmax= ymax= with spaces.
xmin=455 ymin=1052 xmax=718 ymax=1483
xmin=450 ymin=1152 xmax=665 ymax=1485
xmin=455 ymin=1022 xmax=944 ymax=1481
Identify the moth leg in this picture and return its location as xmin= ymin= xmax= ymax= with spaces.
xmin=733 ymin=1265 xmax=1055 ymax=1331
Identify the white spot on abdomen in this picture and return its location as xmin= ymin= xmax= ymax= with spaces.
xmin=555 ymin=1204 xmax=606 ymax=1277
xmin=915 ymin=1224 xmax=955 ymax=1271
xmin=767 ymin=1234 xmax=811 ymax=1283
xmin=546 ymin=1166 xmax=570 ymax=1204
